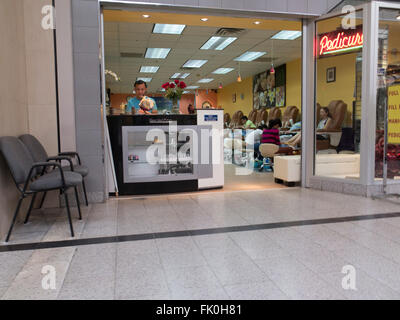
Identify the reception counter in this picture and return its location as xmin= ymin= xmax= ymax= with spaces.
xmin=107 ymin=109 xmax=224 ymax=195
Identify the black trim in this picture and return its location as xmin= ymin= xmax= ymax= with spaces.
xmin=2 ymin=211 xmax=400 ymax=252
xmin=52 ymin=0 xmax=61 ymax=154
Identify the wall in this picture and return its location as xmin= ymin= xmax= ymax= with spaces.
xmin=316 ymin=52 xmax=358 ymax=126
xmin=23 ymin=0 xmax=58 ymax=156
xmin=217 ymin=77 xmax=253 ymax=116
xmin=195 ymin=90 xmax=218 ymax=110
xmin=0 ymin=0 xmax=30 ymax=239
xmin=285 ymin=58 xmax=302 ymax=111
xmin=0 ymin=0 xmax=61 ymax=239
xmin=71 ymin=0 xmax=106 ymax=203
xmin=102 ymin=0 xmax=343 ymax=16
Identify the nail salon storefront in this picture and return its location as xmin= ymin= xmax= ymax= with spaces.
xmin=65 ymin=0 xmax=400 ymax=202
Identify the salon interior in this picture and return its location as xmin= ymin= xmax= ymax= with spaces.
xmin=103 ymin=7 xmax=368 ymax=196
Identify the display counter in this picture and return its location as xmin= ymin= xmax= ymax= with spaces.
xmin=107 ymin=110 xmax=224 ymax=195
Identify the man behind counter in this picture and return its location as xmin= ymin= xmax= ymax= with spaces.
xmin=126 ymin=80 xmax=158 ymax=115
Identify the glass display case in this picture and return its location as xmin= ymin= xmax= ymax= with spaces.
xmin=122 ymin=125 xmax=198 ymax=183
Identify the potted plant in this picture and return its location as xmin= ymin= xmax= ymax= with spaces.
xmin=162 ymin=80 xmax=187 ymax=113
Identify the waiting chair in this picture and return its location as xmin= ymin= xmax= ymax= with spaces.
xmin=259 ymin=143 xmax=280 ymax=172
xmin=19 ymin=134 xmax=89 ymax=207
xmin=0 ymin=137 xmax=83 ymax=242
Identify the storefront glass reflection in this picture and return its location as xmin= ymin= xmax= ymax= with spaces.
xmin=314 ymin=11 xmax=363 ymax=180
xmin=375 ymin=8 xmax=400 ymax=180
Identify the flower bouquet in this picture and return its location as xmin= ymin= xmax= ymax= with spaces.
xmin=162 ymin=80 xmax=187 ymax=113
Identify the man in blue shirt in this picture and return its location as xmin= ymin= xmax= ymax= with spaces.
xmin=126 ymin=80 xmax=158 ymax=114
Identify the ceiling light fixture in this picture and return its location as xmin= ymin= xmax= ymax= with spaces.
xmin=140 ymin=66 xmax=159 ymax=73
xmin=271 ymin=30 xmax=302 ymax=40
xmin=212 ymin=68 xmax=235 ymax=74
xmin=145 ymin=48 xmax=171 ymax=59
xmin=201 ymin=18 xmax=209 ymax=21
xmin=198 ymin=78 xmax=214 ymax=83
xmin=270 ymin=39 xmax=275 ymax=75
xmin=142 ymin=14 xmax=150 ymax=18
xmin=237 ymin=62 xmax=242 ymax=82
xmin=218 ymin=82 xmax=223 ymax=89
xmin=171 ymin=73 xmax=190 ymax=79
xmin=397 ymin=11 xmax=400 ymax=20
xmin=137 ymin=77 xmax=152 ymax=82
xmin=254 ymin=21 xmax=261 ymax=25
xmin=201 ymin=36 xmax=237 ymax=50
xmin=153 ymin=24 xmax=186 ymax=35
xmin=182 ymin=60 xmax=208 ymax=68
xmin=234 ymin=51 xmax=267 ymax=62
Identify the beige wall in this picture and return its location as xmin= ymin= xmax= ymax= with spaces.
xmin=0 ymin=0 xmax=58 ymax=239
xmin=0 ymin=0 xmax=30 ymax=239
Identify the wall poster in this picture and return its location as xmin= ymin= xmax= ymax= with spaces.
xmin=253 ymin=64 xmax=286 ymax=110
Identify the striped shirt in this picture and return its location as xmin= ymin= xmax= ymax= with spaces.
xmin=261 ymin=128 xmax=281 ymax=146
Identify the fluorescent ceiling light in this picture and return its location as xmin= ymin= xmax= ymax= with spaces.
xmin=140 ymin=66 xmax=159 ymax=73
xmin=201 ymin=36 xmax=237 ymax=50
xmin=153 ymin=24 xmax=186 ymax=35
xmin=271 ymin=30 xmax=302 ymax=40
xmin=186 ymin=86 xmax=199 ymax=89
xmin=137 ymin=77 xmax=152 ymax=82
xmin=212 ymin=68 xmax=234 ymax=74
xmin=142 ymin=14 xmax=150 ymax=18
xmin=201 ymin=18 xmax=208 ymax=22
xmin=171 ymin=73 xmax=190 ymax=79
xmin=145 ymin=48 xmax=171 ymax=59
xmin=182 ymin=60 xmax=208 ymax=68
xmin=234 ymin=51 xmax=266 ymax=62
xmin=198 ymin=78 xmax=214 ymax=83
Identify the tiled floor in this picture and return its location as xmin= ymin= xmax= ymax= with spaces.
xmin=1 ymin=187 xmax=400 ymax=299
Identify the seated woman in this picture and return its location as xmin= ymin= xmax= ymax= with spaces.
xmin=286 ymin=107 xmax=332 ymax=147
xmin=261 ymin=119 xmax=293 ymax=155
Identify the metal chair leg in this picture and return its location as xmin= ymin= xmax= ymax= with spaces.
xmin=74 ymin=187 xmax=82 ymax=220
xmin=63 ymin=191 xmax=75 ymax=237
xmin=39 ymin=191 xmax=47 ymax=209
xmin=5 ymin=196 xmax=24 ymax=242
xmin=24 ymin=193 xmax=37 ymax=224
xmin=82 ymin=179 xmax=89 ymax=206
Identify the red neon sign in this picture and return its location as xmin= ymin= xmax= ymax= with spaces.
xmin=319 ymin=27 xmax=363 ymax=56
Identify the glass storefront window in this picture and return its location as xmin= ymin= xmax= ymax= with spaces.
xmin=375 ymin=8 xmax=400 ymax=181
xmin=313 ymin=11 xmax=363 ymax=180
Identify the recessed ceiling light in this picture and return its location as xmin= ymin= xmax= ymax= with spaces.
xmin=212 ymin=68 xmax=235 ymax=74
xmin=200 ymin=36 xmax=237 ymax=51
xmin=142 ymin=14 xmax=150 ymax=18
xmin=254 ymin=21 xmax=261 ymax=25
xmin=145 ymin=48 xmax=171 ymax=59
xmin=137 ymin=77 xmax=152 ymax=82
xmin=201 ymin=18 xmax=208 ymax=21
xmin=198 ymin=78 xmax=214 ymax=83
xmin=234 ymin=51 xmax=267 ymax=62
xmin=186 ymin=86 xmax=200 ymax=89
xmin=271 ymin=30 xmax=302 ymax=40
xmin=171 ymin=73 xmax=191 ymax=79
xmin=182 ymin=60 xmax=208 ymax=68
xmin=140 ymin=66 xmax=159 ymax=73
xmin=153 ymin=24 xmax=186 ymax=35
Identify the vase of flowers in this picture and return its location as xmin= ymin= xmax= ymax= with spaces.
xmin=162 ymin=80 xmax=187 ymax=114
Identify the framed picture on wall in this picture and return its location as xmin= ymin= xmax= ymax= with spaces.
xmin=327 ymin=67 xmax=336 ymax=83
xmin=232 ymin=93 xmax=236 ymax=103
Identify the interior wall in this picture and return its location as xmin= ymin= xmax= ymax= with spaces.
xmin=23 ymin=0 xmax=58 ymax=156
xmin=0 ymin=0 xmax=30 ymax=239
xmin=316 ymin=52 xmax=358 ymax=126
xmin=217 ymin=76 xmax=253 ymax=116
xmin=195 ymin=90 xmax=218 ymax=110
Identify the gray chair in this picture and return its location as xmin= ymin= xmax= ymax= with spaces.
xmin=19 ymin=134 xmax=89 ymax=207
xmin=0 ymin=136 xmax=83 ymax=242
